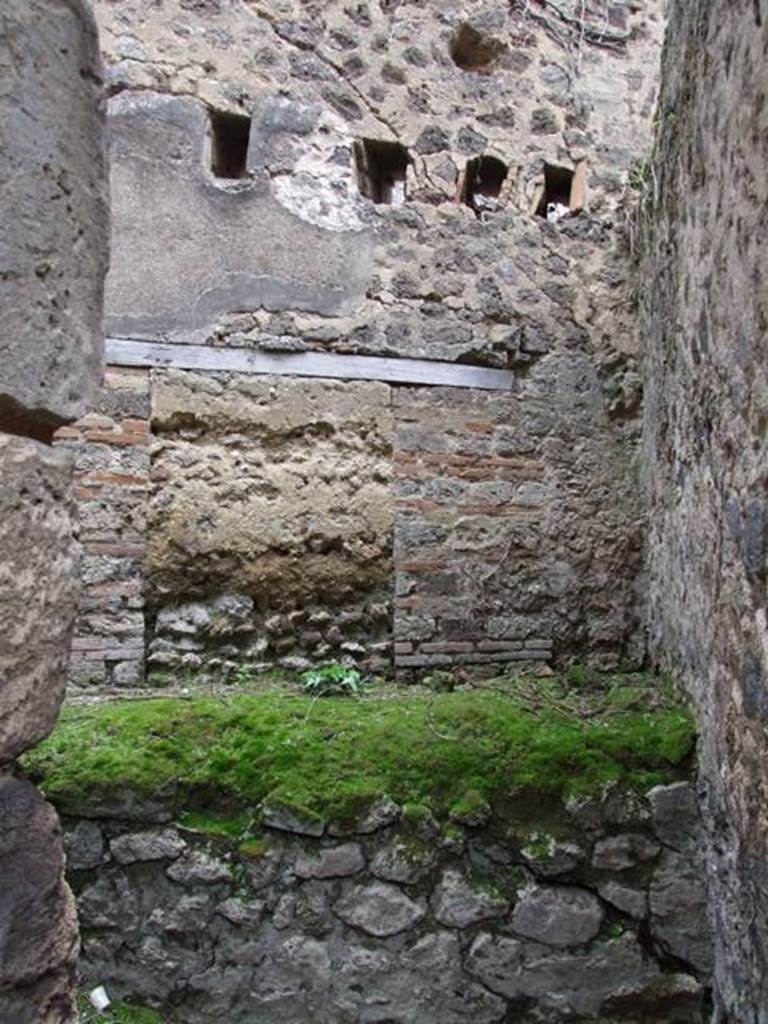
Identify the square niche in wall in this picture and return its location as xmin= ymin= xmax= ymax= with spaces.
xmin=461 ymin=154 xmax=509 ymax=215
xmin=209 ymin=109 xmax=251 ymax=179
xmin=534 ymin=160 xmax=587 ymax=219
xmin=354 ymin=138 xmax=411 ymax=204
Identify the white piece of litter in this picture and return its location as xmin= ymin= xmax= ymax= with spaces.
xmin=546 ymin=202 xmax=570 ymax=223
xmin=89 ymin=985 xmax=111 ymax=1012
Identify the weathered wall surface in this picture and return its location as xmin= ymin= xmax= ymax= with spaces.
xmin=94 ymin=0 xmax=663 ymax=366
xmin=394 ymin=357 xmax=643 ymax=674
xmin=0 ymin=1 xmax=108 ymax=1020
xmin=60 ymin=0 xmax=665 ymax=685
xmin=55 ymin=367 xmax=150 ymax=691
xmin=0 ymin=0 xmax=108 ymax=435
xmin=146 ymin=370 xmax=393 ymax=678
xmin=106 ymin=90 xmax=372 ymax=339
xmin=640 ymin=0 xmax=768 ymax=1019
xmin=64 ymin=781 xmax=710 ymax=1023
xmin=0 ymin=439 xmax=81 ymax=763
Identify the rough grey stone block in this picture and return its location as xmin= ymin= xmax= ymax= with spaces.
xmin=242 ymin=843 xmax=283 ymax=891
xmin=649 ymin=850 xmax=713 ymax=974
xmin=0 ymin=774 xmax=79 ymax=1022
xmin=328 ymin=795 xmax=400 ymax=836
xmin=148 ymin=894 xmax=212 ymax=934
xmin=0 ymin=0 xmax=108 ymax=429
xmin=598 ymin=881 xmax=647 ymax=920
xmin=0 ymin=436 xmax=77 ymax=764
xmin=431 ymin=869 xmax=509 ymax=928
xmin=334 ymin=882 xmax=426 ymax=937
xmin=78 ymin=870 xmax=139 ymax=931
xmin=510 ymin=884 xmax=603 ymax=947
xmin=295 ymin=842 xmax=365 ymax=879
xmin=647 ymin=782 xmax=701 ymax=851
xmin=466 ymin=931 xmax=661 ymax=1015
xmin=591 ymin=832 xmax=660 ymax=871
xmin=110 ymin=828 xmax=187 ymax=865
xmin=519 ymin=837 xmax=585 ymax=878
xmin=216 ymin=897 xmax=265 ymax=927
xmin=65 ymin=820 xmax=107 ymax=872
xmin=262 ymin=800 xmax=326 ymax=837
xmin=166 ymin=851 xmax=234 ymax=886
xmin=371 ymin=837 xmax=437 ymax=884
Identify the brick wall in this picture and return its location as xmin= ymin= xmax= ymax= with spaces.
xmin=54 ymin=368 xmax=150 ymax=689
xmin=393 ymin=387 xmax=553 ymax=675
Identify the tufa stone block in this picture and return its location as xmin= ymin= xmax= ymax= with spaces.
xmin=0 ymin=0 xmax=108 ymax=430
xmin=0 ymin=436 xmax=77 ymax=764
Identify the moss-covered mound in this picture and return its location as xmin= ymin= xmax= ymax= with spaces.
xmin=23 ymin=675 xmax=695 ymax=823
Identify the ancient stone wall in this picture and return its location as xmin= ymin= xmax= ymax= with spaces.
xmin=147 ymin=370 xmax=394 ymax=679
xmin=63 ymin=781 xmax=710 ymax=1023
xmin=61 ymin=0 xmax=666 ymax=687
xmin=55 ymin=367 xmax=150 ymax=691
xmin=0 ymin=1 xmax=109 ymax=1020
xmin=639 ymin=0 xmax=768 ymax=1019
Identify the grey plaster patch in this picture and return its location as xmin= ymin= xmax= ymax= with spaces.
xmin=105 ymin=92 xmax=372 ymax=343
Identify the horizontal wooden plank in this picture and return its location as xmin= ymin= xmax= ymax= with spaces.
xmin=105 ymin=338 xmax=515 ymax=391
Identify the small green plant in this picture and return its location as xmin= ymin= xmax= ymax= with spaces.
xmin=567 ymin=663 xmax=592 ymax=688
xmin=300 ymin=662 xmax=367 ymax=697
xmin=423 ymin=670 xmax=457 ymax=692
xmin=76 ymin=990 xmax=164 ymax=1024
xmin=628 ymin=153 xmax=653 ymax=191
xmin=232 ymin=664 xmax=254 ymax=687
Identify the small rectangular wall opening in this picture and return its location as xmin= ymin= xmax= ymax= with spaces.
xmin=461 ymin=155 xmax=509 ymax=215
xmin=210 ymin=109 xmax=251 ymax=179
xmin=536 ymin=160 xmax=589 ymax=219
xmin=354 ymin=138 xmax=410 ymax=204
xmin=535 ymin=162 xmax=578 ymax=219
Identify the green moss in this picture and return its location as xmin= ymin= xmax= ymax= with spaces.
xmin=263 ymin=787 xmax=328 ymax=823
xmin=238 ymin=837 xmax=269 ymax=860
xmin=567 ymin=664 xmax=592 ymax=688
xmin=177 ymin=809 xmax=253 ymax=839
xmin=401 ymin=803 xmax=436 ymax=826
xmin=521 ymin=831 xmax=556 ymax=860
xmin=441 ymin=823 xmax=465 ymax=845
xmin=449 ymin=789 xmax=491 ymax=823
xmin=471 ymin=877 xmax=508 ymax=903
xmin=23 ymin=677 xmax=695 ymax=823
xmin=76 ymin=992 xmax=164 ymax=1024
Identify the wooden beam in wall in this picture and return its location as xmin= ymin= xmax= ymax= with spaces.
xmin=105 ymin=338 xmax=515 ymax=391
xmin=570 ymin=159 xmax=588 ymax=213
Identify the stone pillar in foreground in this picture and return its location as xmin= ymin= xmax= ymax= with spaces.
xmin=0 ymin=1 xmax=108 ymax=1020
